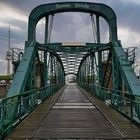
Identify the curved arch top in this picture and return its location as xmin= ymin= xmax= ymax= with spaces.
xmin=28 ymin=2 xmax=118 ymax=42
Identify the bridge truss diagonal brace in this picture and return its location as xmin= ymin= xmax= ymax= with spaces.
xmin=7 ymin=41 xmax=36 ymax=97
xmin=112 ymin=41 xmax=140 ymax=96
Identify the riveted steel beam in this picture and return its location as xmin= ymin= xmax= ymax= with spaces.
xmin=37 ymin=43 xmax=111 ymax=53
xmin=28 ymin=2 xmax=117 ymax=42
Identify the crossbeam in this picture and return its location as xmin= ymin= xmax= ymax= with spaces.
xmin=37 ymin=43 xmax=111 ymax=53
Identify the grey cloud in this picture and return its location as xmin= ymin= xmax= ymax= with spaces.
xmin=0 ymin=0 xmax=140 ymax=45
xmin=0 ymin=27 xmax=10 ymax=52
xmin=0 ymin=0 xmax=140 ymax=74
xmin=50 ymin=12 xmax=94 ymax=42
xmin=0 ymin=61 xmax=6 ymax=74
xmin=0 ymin=0 xmax=74 ymax=15
xmin=1 ymin=0 xmax=138 ymax=46
xmin=104 ymin=0 xmax=140 ymax=33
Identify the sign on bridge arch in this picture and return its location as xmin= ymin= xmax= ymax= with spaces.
xmin=55 ymin=3 xmax=90 ymax=9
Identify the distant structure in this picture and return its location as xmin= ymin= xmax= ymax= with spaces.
xmin=6 ymin=26 xmax=12 ymax=75
xmin=0 ymin=26 xmax=12 ymax=98
xmin=124 ymin=47 xmax=136 ymax=66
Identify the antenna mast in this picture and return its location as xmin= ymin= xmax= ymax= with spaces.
xmin=6 ymin=26 xmax=11 ymax=75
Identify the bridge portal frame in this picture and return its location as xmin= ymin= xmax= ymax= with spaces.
xmin=28 ymin=2 xmax=118 ymax=42
xmin=1 ymin=2 xmax=140 ymax=139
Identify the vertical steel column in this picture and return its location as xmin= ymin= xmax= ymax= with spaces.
xmin=80 ymin=63 xmax=83 ymax=86
xmin=112 ymin=52 xmax=122 ymax=90
xmin=55 ymin=58 xmax=57 ymax=84
xmin=53 ymin=57 xmax=57 ymax=84
xmin=80 ymin=64 xmax=83 ymax=86
xmin=83 ymin=60 xmax=86 ymax=86
xmin=98 ymin=52 xmax=102 ymax=86
xmin=96 ymin=15 xmax=102 ymax=86
xmin=60 ymin=63 xmax=63 ymax=85
xmin=77 ymin=64 xmax=81 ymax=85
xmin=44 ymin=51 xmax=48 ymax=87
xmin=33 ymin=56 xmax=36 ymax=88
xmin=27 ymin=50 xmax=36 ymax=90
xmin=50 ymin=53 xmax=53 ymax=86
xmin=63 ymin=69 xmax=65 ymax=85
xmin=112 ymin=55 xmax=116 ymax=90
xmin=79 ymin=68 xmax=82 ymax=84
xmin=56 ymin=58 xmax=58 ymax=84
xmin=96 ymin=15 xmax=100 ymax=43
xmin=84 ymin=58 xmax=87 ymax=84
xmin=91 ymin=53 xmax=95 ymax=84
xmin=87 ymin=57 xmax=90 ymax=85
xmin=77 ymin=72 xmax=79 ymax=84
xmin=80 ymin=66 xmax=82 ymax=86
xmin=44 ymin=16 xmax=49 ymax=87
xmin=57 ymin=59 xmax=60 ymax=84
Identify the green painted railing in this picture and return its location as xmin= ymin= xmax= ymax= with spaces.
xmin=79 ymin=83 xmax=140 ymax=124
xmin=0 ymin=84 xmax=63 ymax=138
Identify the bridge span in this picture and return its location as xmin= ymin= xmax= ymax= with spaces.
xmin=5 ymin=84 xmax=140 ymax=139
xmin=0 ymin=1 xmax=140 ymax=139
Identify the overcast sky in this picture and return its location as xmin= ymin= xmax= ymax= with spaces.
xmin=0 ymin=0 xmax=140 ymax=74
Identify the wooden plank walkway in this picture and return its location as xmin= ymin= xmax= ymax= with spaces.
xmin=5 ymin=86 xmax=66 ymax=139
xmin=5 ymin=84 xmax=140 ymax=139
xmin=79 ymin=86 xmax=140 ymax=139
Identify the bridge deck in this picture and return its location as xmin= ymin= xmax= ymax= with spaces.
xmin=6 ymin=84 xmax=140 ymax=139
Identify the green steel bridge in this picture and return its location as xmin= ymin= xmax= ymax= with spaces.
xmin=1 ymin=2 xmax=140 ymax=139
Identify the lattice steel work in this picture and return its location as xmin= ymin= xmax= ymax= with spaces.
xmin=0 ymin=2 xmax=140 ymax=139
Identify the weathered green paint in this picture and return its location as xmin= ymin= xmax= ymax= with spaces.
xmin=1 ymin=2 xmax=140 ymax=139
xmin=44 ymin=16 xmax=49 ymax=87
xmin=37 ymin=43 xmax=111 ymax=52
xmin=112 ymin=41 xmax=140 ymax=96
xmin=7 ymin=41 xmax=36 ymax=97
xmin=28 ymin=2 xmax=117 ymax=42
xmin=96 ymin=15 xmax=100 ymax=43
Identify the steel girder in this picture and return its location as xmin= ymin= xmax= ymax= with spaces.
xmin=37 ymin=43 xmax=111 ymax=52
xmin=77 ymin=42 xmax=140 ymax=118
xmin=7 ymin=41 xmax=36 ymax=97
xmin=112 ymin=41 xmax=140 ymax=96
xmin=37 ymin=43 xmax=111 ymax=75
xmin=102 ymin=50 xmax=112 ymax=88
xmin=28 ymin=2 xmax=117 ymax=42
xmin=77 ymin=41 xmax=140 ymax=97
xmin=77 ymin=52 xmax=98 ymax=86
xmin=7 ymin=42 xmax=65 ymax=97
xmin=5 ymin=1 xmax=140 ymax=127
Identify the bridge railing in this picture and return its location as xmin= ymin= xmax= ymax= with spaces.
xmin=0 ymin=84 xmax=62 ymax=138
xmin=79 ymin=83 xmax=140 ymax=124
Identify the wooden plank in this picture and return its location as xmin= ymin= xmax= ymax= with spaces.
xmin=6 ymin=84 xmax=140 ymax=139
xmin=79 ymin=86 xmax=140 ymax=139
xmin=34 ymin=84 xmax=121 ymax=139
xmin=5 ymin=86 xmax=66 ymax=139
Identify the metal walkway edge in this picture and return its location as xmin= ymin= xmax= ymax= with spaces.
xmin=5 ymin=86 xmax=66 ymax=139
xmin=78 ymin=85 xmax=140 ymax=139
xmin=5 ymin=84 xmax=140 ymax=139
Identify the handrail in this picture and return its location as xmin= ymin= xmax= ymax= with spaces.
xmin=0 ymin=83 xmax=63 ymax=138
xmin=78 ymin=83 xmax=140 ymax=124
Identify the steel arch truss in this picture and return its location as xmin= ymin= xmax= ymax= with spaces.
xmin=1 ymin=2 xmax=140 ymax=138
xmin=77 ymin=43 xmax=140 ymax=123
xmin=77 ymin=49 xmax=112 ymax=89
xmin=8 ymin=42 xmax=65 ymax=97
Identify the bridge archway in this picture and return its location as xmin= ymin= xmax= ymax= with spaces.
xmin=28 ymin=2 xmax=117 ymax=42
xmin=35 ymin=12 xmax=110 ymax=43
xmin=65 ymin=73 xmax=77 ymax=84
xmin=5 ymin=2 xmax=140 ymax=132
